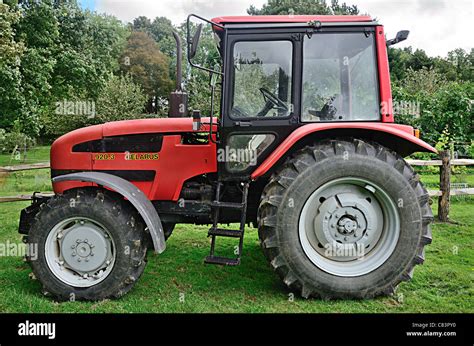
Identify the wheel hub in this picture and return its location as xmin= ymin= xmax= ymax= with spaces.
xmin=60 ymin=222 xmax=110 ymax=274
xmin=337 ymin=216 xmax=357 ymax=235
xmin=45 ymin=217 xmax=115 ymax=287
xmin=299 ymin=177 xmax=400 ymax=277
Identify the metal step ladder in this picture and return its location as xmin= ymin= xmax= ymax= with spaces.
xmin=204 ymin=181 xmax=249 ymax=266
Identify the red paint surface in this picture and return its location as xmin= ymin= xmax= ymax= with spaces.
xmin=376 ymin=26 xmax=394 ymax=122
xmin=251 ymin=122 xmax=437 ymax=179
xmin=212 ymin=15 xmax=373 ymax=24
xmin=51 ymin=118 xmax=217 ymax=201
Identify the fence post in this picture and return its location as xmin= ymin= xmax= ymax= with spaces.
xmin=438 ymin=150 xmax=451 ymax=222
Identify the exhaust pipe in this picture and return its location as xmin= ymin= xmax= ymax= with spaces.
xmin=169 ymin=31 xmax=188 ymax=117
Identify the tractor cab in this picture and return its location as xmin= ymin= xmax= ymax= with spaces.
xmin=184 ymin=15 xmax=410 ymax=180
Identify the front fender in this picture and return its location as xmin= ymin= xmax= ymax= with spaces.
xmin=52 ymin=172 xmax=166 ymax=254
xmin=251 ymin=122 xmax=437 ymax=180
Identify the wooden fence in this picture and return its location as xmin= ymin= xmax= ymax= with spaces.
xmin=407 ymin=152 xmax=474 ymax=222
xmin=1 ymin=155 xmax=473 ymax=222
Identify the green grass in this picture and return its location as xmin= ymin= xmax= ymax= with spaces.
xmin=0 ymin=147 xmax=472 ymax=313
xmin=0 ymin=146 xmax=50 ymax=167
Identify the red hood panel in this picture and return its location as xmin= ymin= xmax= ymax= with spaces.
xmin=103 ymin=117 xmax=214 ymax=137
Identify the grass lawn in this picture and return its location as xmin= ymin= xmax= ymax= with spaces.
xmin=0 ymin=146 xmax=50 ymax=167
xmin=0 ymin=147 xmax=472 ymax=313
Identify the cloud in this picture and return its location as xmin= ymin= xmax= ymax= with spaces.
xmin=354 ymin=0 xmax=473 ymax=57
xmin=96 ymin=0 xmax=266 ymax=24
xmin=95 ymin=0 xmax=473 ymax=57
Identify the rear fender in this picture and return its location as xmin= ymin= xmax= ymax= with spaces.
xmin=251 ymin=123 xmax=437 ymax=179
xmin=52 ymin=172 xmax=166 ymax=254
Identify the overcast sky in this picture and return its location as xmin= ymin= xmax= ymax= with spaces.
xmin=84 ymin=0 xmax=473 ymax=57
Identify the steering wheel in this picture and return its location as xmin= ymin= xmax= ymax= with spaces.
xmin=308 ymin=95 xmax=339 ymax=120
xmin=257 ymin=87 xmax=289 ymax=117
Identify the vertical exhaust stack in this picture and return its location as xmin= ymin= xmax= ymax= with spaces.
xmin=169 ymin=31 xmax=188 ymax=117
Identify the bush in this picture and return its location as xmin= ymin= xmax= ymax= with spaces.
xmin=96 ymin=73 xmax=147 ymax=122
xmin=393 ymin=68 xmax=473 ymax=149
xmin=0 ymin=128 xmax=36 ymax=153
xmin=41 ymin=73 xmax=147 ymax=139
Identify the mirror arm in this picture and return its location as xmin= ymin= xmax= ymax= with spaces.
xmin=186 ymin=14 xmax=225 ymax=76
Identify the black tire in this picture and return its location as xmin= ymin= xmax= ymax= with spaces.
xmin=163 ymin=223 xmax=176 ymax=240
xmin=258 ymin=138 xmax=433 ymax=299
xmin=27 ymin=188 xmax=147 ymax=301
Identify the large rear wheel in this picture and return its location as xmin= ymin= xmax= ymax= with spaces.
xmin=258 ymin=139 xmax=433 ymax=299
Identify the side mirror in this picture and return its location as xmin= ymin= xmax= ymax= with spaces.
xmin=387 ymin=30 xmax=409 ymax=46
xmin=186 ymin=14 xmax=224 ymax=75
xmin=189 ymin=23 xmax=203 ymax=59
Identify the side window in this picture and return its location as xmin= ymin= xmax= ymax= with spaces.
xmin=302 ymin=33 xmax=379 ymax=122
xmin=231 ymin=41 xmax=293 ymax=118
xmin=224 ymin=134 xmax=275 ymax=172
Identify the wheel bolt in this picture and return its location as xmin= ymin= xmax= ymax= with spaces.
xmin=71 ymin=251 xmax=76 ymax=256
xmin=83 ymin=274 xmax=88 ymax=278
xmin=80 ymin=221 xmax=85 ymax=225
xmin=344 ymin=236 xmax=348 ymax=241
xmin=57 ymin=233 xmax=63 ymax=239
xmin=71 ymin=245 xmax=76 ymax=249
xmin=77 ymin=258 xmax=81 ymax=262
xmin=106 ymin=260 xmax=111 ymax=265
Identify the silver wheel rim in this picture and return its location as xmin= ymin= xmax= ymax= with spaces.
xmin=298 ymin=177 xmax=400 ymax=277
xmin=45 ymin=217 xmax=116 ymax=287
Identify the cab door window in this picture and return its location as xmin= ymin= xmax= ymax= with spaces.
xmin=231 ymin=40 xmax=293 ymax=118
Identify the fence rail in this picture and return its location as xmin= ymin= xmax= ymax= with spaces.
xmin=409 ymin=152 xmax=473 ymax=222
xmin=0 ymin=162 xmax=50 ymax=173
xmin=406 ymin=159 xmax=474 ymax=166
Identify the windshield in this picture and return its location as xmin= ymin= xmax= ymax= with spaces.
xmin=302 ymin=32 xmax=379 ymax=122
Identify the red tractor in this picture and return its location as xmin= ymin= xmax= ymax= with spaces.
xmin=19 ymin=14 xmax=436 ymax=301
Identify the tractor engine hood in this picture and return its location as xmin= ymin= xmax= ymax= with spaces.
xmin=50 ymin=117 xmax=215 ymax=172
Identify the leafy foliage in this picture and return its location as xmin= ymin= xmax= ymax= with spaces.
xmin=393 ymin=68 xmax=473 ymax=150
xmin=119 ymin=31 xmax=173 ymax=114
xmin=96 ymin=74 xmax=147 ymax=123
xmin=0 ymin=3 xmax=26 ymax=133
xmin=248 ymin=0 xmax=359 ymax=15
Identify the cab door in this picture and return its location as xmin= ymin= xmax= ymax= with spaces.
xmin=218 ymin=30 xmax=302 ymax=181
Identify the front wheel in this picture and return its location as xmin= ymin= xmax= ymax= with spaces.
xmin=27 ymin=188 xmax=148 ymax=301
xmin=258 ymin=139 xmax=433 ymax=299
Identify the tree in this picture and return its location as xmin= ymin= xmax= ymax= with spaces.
xmin=15 ymin=0 xmax=59 ymax=137
xmin=248 ymin=0 xmax=359 ymax=15
xmin=119 ymin=31 xmax=173 ymax=114
xmin=12 ymin=0 xmax=129 ymax=139
xmin=96 ymin=74 xmax=147 ymax=122
xmin=446 ymin=48 xmax=474 ymax=82
xmin=392 ymin=68 xmax=473 ymax=148
xmin=0 ymin=2 xmax=26 ymax=132
xmin=132 ymin=16 xmax=151 ymax=32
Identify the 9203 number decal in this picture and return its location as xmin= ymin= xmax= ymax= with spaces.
xmin=94 ymin=153 xmax=115 ymax=160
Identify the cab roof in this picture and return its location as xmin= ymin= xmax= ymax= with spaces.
xmin=211 ymin=15 xmax=374 ymax=25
